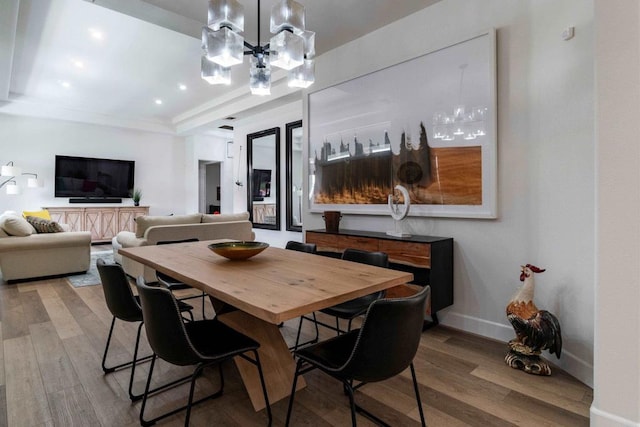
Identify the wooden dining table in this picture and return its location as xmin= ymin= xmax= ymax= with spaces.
xmin=119 ymin=240 xmax=414 ymax=411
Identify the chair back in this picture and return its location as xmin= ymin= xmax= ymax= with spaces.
xmin=341 ymin=248 xmax=388 ymax=268
xmin=340 ymin=286 xmax=430 ymax=382
xmin=97 ymin=258 xmax=142 ymax=322
xmin=285 ymin=241 xmax=317 ymax=254
xmin=341 ymin=248 xmax=389 ymax=303
xmin=135 ymin=277 xmax=202 ymax=366
xmin=157 ymin=238 xmax=199 ymax=245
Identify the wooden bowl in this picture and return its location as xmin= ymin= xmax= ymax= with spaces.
xmin=208 ymin=241 xmax=269 ymax=260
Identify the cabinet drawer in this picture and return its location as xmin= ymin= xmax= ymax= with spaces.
xmin=379 ymin=240 xmax=431 ymax=268
xmin=306 ymin=231 xmax=339 ymax=251
xmin=338 ymin=235 xmax=379 ymax=252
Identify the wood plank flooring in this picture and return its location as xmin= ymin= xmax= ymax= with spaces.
xmin=0 ymin=266 xmax=592 ymax=426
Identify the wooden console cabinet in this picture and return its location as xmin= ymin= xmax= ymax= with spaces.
xmin=44 ymin=206 xmax=149 ymax=243
xmin=306 ymin=229 xmax=453 ymax=326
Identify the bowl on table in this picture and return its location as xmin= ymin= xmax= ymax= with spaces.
xmin=208 ymin=241 xmax=269 ymax=260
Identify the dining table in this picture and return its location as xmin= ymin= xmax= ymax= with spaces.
xmin=118 ymin=239 xmax=414 ymax=411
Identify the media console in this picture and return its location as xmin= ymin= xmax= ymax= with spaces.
xmin=306 ymin=229 xmax=453 ymax=328
xmin=44 ymin=206 xmax=149 ymax=243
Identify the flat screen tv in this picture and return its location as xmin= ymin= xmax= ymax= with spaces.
xmin=54 ymin=155 xmax=135 ymax=199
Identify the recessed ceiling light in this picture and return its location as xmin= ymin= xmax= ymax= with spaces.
xmin=72 ymin=60 xmax=84 ymax=69
xmin=178 ymin=83 xmax=187 ymax=91
xmin=89 ymin=28 xmax=104 ymax=40
xmin=59 ymin=81 xmax=71 ymax=89
xmin=154 ymin=99 xmax=163 ymax=105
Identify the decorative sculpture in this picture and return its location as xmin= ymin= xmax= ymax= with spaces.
xmin=505 ymin=264 xmax=562 ymax=375
xmin=386 ymin=184 xmax=411 ymax=237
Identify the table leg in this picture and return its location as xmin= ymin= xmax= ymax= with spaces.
xmin=217 ymin=310 xmax=306 ymax=411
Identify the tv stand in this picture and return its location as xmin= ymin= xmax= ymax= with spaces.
xmin=69 ymin=197 xmax=122 ymax=204
xmin=44 ymin=206 xmax=148 ymax=243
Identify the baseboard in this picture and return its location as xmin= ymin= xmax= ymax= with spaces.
xmin=590 ymin=406 xmax=640 ymax=427
xmin=439 ymin=311 xmax=593 ymax=387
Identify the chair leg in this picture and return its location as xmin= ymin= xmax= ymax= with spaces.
xmin=101 ymin=317 xmax=117 ymax=373
xmin=285 ymin=358 xmax=304 ymax=426
xmin=128 ymin=322 xmax=146 ymax=401
xmin=102 ymin=316 xmax=153 ymax=387
xmin=140 ymin=358 xmax=224 ymax=427
xmin=410 ymin=362 xmax=427 ymax=427
xmin=292 ymin=313 xmax=320 ymax=352
xmin=184 ymin=365 xmax=204 ymax=427
xmin=252 ymin=350 xmax=273 ymax=426
xmin=344 ymin=380 xmax=358 ymax=426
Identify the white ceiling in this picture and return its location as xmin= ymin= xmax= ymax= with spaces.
xmin=1 ymin=0 xmax=440 ymax=135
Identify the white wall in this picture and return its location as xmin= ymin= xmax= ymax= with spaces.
xmin=0 ymin=114 xmax=186 ymax=215
xmin=233 ymin=101 xmax=304 ymax=248
xmin=592 ymin=1 xmax=640 ymax=425
xmin=302 ymin=0 xmax=595 ymax=385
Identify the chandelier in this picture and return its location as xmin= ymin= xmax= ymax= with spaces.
xmin=201 ymin=0 xmax=316 ymax=95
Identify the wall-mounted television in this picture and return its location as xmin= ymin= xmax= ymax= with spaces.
xmin=54 ymin=155 xmax=135 ymax=200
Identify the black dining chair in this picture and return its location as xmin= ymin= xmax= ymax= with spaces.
xmin=293 ymin=248 xmax=389 ymax=351
xmin=286 ymin=286 xmax=430 ymax=427
xmin=285 ymin=240 xmax=317 ymax=254
xmin=135 ymin=277 xmax=272 ymax=427
xmin=156 ymin=238 xmax=208 ymax=319
xmin=96 ymin=258 xmax=194 ymax=401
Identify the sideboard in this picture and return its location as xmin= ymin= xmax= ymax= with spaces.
xmin=44 ymin=206 xmax=149 ymax=243
xmin=306 ymin=229 xmax=453 ymax=327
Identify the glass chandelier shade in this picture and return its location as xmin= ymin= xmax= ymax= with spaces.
xmin=270 ymin=0 xmax=305 ymax=34
xmin=202 ymin=26 xmax=244 ymax=67
xmin=201 ymin=56 xmax=231 ymax=85
xmin=270 ymin=30 xmax=304 ymax=70
xmin=288 ymin=58 xmax=314 ymax=88
xmin=207 ymin=0 xmax=244 ymax=32
xmin=201 ymin=0 xmax=315 ymax=93
xmin=249 ymin=56 xmax=271 ymax=96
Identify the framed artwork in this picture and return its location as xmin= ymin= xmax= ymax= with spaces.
xmin=308 ymin=30 xmax=497 ymax=218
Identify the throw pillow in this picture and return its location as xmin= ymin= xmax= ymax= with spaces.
xmin=25 ymin=216 xmax=65 ymax=233
xmin=0 ymin=214 xmax=35 ymax=236
xmin=22 ymin=209 xmax=51 ymax=220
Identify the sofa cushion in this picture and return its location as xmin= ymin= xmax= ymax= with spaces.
xmin=25 ymin=216 xmax=65 ymax=233
xmin=135 ymin=213 xmax=203 ymax=238
xmin=201 ymin=212 xmax=250 ymax=223
xmin=0 ymin=214 xmax=35 ymax=236
xmin=22 ymin=209 xmax=51 ymax=220
xmin=0 ymin=227 xmax=8 ymax=238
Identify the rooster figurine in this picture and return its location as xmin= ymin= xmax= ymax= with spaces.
xmin=505 ymin=264 xmax=562 ymax=375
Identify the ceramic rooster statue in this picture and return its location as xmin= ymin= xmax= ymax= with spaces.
xmin=505 ymin=264 xmax=562 ymax=375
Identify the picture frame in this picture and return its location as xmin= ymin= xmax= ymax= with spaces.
xmin=307 ymin=29 xmax=497 ymax=219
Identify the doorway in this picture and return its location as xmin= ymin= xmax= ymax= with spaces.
xmin=199 ymin=160 xmax=221 ymax=214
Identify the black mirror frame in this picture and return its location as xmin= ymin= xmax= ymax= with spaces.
xmin=286 ymin=120 xmax=303 ymax=232
xmin=247 ymin=127 xmax=280 ymax=230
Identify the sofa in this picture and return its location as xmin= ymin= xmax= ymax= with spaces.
xmin=112 ymin=212 xmax=255 ymax=281
xmin=0 ymin=212 xmax=92 ymax=282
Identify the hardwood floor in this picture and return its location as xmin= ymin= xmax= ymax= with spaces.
xmin=0 ymin=268 xmax=592 ymax=426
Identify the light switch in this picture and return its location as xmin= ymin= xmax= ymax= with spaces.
xmin=562 ymin=26 xmax=575 ymax=41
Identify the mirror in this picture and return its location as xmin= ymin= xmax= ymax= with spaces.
xmin=247 ymin=127 xmax=280 ymax=230
xmin=286 ymin=120 xmax=303 ymax=232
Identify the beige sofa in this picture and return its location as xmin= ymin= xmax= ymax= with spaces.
xmin=0 ymin=213 xmax=91 ymax=282
xmin=112 ymin=212 xmax=255 ymax=281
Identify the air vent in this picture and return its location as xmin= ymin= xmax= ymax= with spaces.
xmin=219 ymin=125 xmax=234 ymax=130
